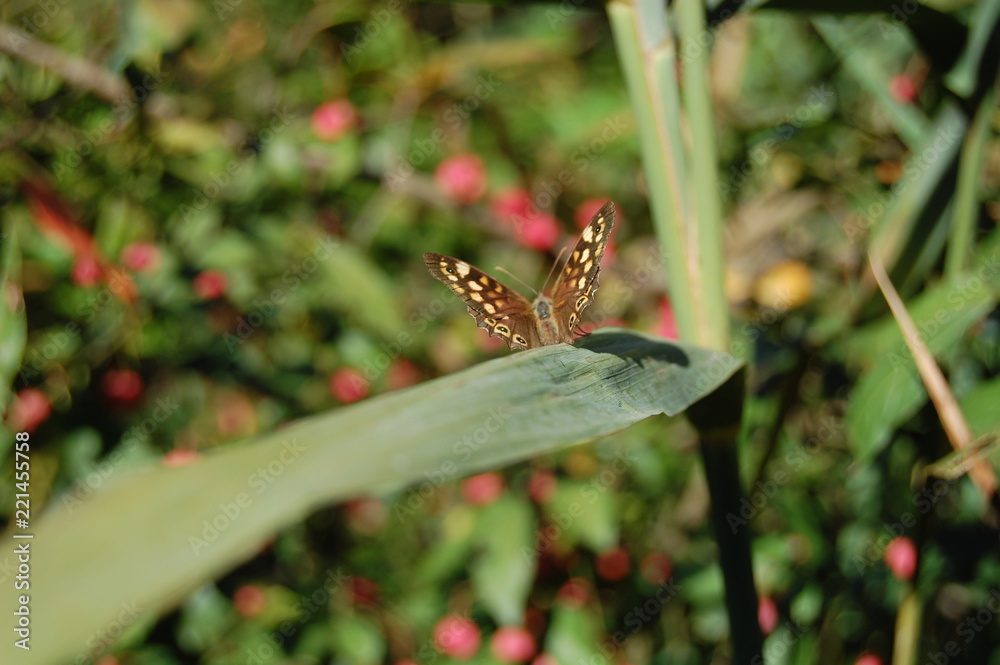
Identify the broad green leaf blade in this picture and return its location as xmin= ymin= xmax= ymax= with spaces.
xmin=843 ymin=259 xmax=998 ymax=461
xmin=470 ymin=495 xmax=536 ymax=626
xmin=0 ymin=329 xmax=740 ymax=665
xmin=544 ymin=479 xmax=620 ymax=552
xmin=959 ymin=376 xmax=1000 ymax=438
xmin=321 ymin=240 xmax=405 ymax=340
xmin=545 ymin=602 xmax=605 ymax=665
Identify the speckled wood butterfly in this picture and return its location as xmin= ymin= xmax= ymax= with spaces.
xmin=424 ymin=201 xmax=616 ymax=350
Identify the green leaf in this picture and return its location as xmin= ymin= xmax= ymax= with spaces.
xmin=329 ymin=612 xmax=385 ymax=665
xmin=844 ymin=263 xmax=998 ymax=462
xmin=545 ymin=602 xmax=605 ymax=665
xmin=177 ymin=585 xmax=231 ymax=652
xmin=0 ymin=329 xmax=740 ymax=665
xmin=544 ymin=479 xmax=619 ymax=553
xmin=470 ymin=495 xmax=536 ymax=626
xmin=319 ymin=239 xmax=405 ymax=340
xmin=959 ymin=376 xmax=1000 ymax=438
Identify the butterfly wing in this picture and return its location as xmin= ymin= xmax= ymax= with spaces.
xmin=550 ymin=201 xmax=616 ymax=336
xmin=424 ymin=253 xmax=541 ymax=350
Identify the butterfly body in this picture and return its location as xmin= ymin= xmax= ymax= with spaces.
xmin=424 ymin=201 xmax=616 ymax=350
xmin=529 ymin=295 xmax=565 ymax=345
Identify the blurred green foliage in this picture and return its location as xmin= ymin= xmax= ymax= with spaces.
xmin=1 ymin=0 xmax=999 ymax=664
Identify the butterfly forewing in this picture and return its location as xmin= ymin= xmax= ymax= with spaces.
xmin=423 ymin=253 xmax=539 ymax=350
xmin=551 ymin=201 xmax=616 ymax=333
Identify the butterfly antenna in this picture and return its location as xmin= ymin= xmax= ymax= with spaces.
xmin=496 ymin=266 xmax=539 ymax=296
xmin=539 ymin=246 xmax=568 ymax=294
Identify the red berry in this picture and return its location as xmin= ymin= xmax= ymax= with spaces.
xmin=490 ymin=626 xmax=537 ymax=663
xmin=101 ymin=369 xmax=144 ymax=405
xmin=492 ymin=189 xmax=534 ymax=221
xmin=556 ymin=578 xmax=591 ymax=607
xmin=526 ymin=470 xmax=557 ymax=503
xmin=350 ymin=577 xmax=380 ymax=606
xmin=854 ymin=654 xmax=884 ymax=665
xmin=639 ymin=552 xmax=673 ymax=585
xmin=595 ymin=547 xmax=631 ymax=581
xmin=462 ymin=472 xmax=504 ymax=505
xmin=888 ymin=75 xmax=919 ymax=103
xmin=884 ymin=537 xmax=917 ymax=580
xmin=121 ymin=242 xmax=161 ymax=273
xmin=531 ymin=654 xmax=559 ymax=665
xmin=162 ymin=449 xmax=202 ymax=467
xmin=346 ymin=497 xmax=387 ymax=534
xmin=72 ymin=255 xmax=102 ymax=286
xmin=435 ymin=154 xmax=488 ymax=205
xmin=758 ymin=596 xmax=779 ymax=635
xmin=9 ymin=388 xmax=51 ymax=433
xmin=433 ymin=615 xmax=481 ymax=660
xmin=233 ymin=584 xmax=266 ymax=617
xmin=193 ymin=270 xmax=227 ymax=299
xmin=387 ymin=358 xmax=421 ymax=390
xmin=329 ymin=368 xmax=369 ymax=403
xmin=513 ymin=212 xmax=560 ymax=251
xmin=311 ymin=100 xmax=358 ymax=141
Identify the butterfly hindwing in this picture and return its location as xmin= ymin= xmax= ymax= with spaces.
xmin=423 ymin=253 xmax=539 ymax=350
xmin=550 ymin=201 xmax=616 ymax=333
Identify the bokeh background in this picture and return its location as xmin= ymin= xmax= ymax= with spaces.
xmin=1 ymin=1 xmax=999 ymax=664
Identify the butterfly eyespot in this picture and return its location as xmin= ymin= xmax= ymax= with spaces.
xmin=568 ymin=314 xmax=577 ymax=326
xmin=514 ymin=335 xmax=527 ymax=345
xmin=496 ymin=325 xmax=509 ymax=333
xmin=575 ymin=296 xmax=588 ymax=309
xmin=445 ymin=267 xmax=456 ymax=274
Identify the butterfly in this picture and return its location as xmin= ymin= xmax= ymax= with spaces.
xmin=424 ymin=201 xmax=616 ymax=350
